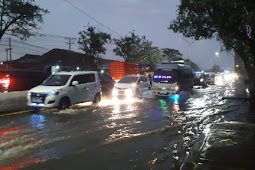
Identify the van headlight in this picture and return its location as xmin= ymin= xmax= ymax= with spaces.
xmin=47 ymin=90 xmax=59 ymax=97
xmin=125 ymin=89 xmax=133 ymax=97
xmin=28 ymin=91 xmax=31 ymax=96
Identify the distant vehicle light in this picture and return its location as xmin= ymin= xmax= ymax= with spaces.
xmin=132 ymin=83 xmax=136 ymax=87
xmin=200 ymin=78 xmax=204 ymax=82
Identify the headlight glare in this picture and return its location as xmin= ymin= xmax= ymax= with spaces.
xmin=112 ymin=88 xmax=118 ymax=96
xmin=125 ymin=89 xmax=133 ymax=97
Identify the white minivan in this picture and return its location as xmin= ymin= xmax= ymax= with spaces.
xmin=27 ymin=71 xmax=101 ymax=110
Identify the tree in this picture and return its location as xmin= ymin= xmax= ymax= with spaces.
xmin=184 ymin=59 xmax=199 ymax=70
xmin=113 ymin=32 xmax=165 ymax=71
xmin=78 ymin=26 xmax=111 ymax=69
xmin=113 ymin=31 xmax=143 ymax=62
xmin=0 ymin=0 xmax=49 ymax=40
xmin=210 ymin=65 xmax=221 ymax=73
xmin=140 ymin=44 xmax=166 ymax=72
xmin=162 ymin=48 xmax=183 ymax=62
xmin=169 ymin=0 xmax=255 ymax=110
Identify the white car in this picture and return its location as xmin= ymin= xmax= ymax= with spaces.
xmin=112 ymin=75 xmax=150 ymax=97
xmin=27 ymin=71 xmax=101 ymax=110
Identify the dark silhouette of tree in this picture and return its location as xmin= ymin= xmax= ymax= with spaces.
xmin=169 ymin=0 xmax=255 ymax=110
xmin=78 ymin=26 xmax=111 ymax=70
xmin=0 ymin=0 xmax=49 ymax=40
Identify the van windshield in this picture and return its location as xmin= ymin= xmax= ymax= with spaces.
xmin=153 ymin=69 xmax=178 ymax=83
xmin=42 ymin=75 xmax=71 ymax=86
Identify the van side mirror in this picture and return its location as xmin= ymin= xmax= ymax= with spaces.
xmin=72 ymin=81 xmax=79 ymax=86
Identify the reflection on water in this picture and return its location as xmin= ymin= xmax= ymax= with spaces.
xmin=30 ymin=114 xmax=46 ymax=130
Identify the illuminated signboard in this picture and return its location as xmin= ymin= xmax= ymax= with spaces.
xmin=154 ymin=75 xmax=172 ymax=79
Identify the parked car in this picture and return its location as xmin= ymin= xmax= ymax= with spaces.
xmin=98 ymin=74 xmax=115 ymax=95
xmin=194 ymin=72 xmax=207 ymax=87
xmin=112 ymin=75 xmax=150 ymax=97
xmin=27 ymin=71 xmax=101 ymax=110
xmin=0 ymin=69 xmax=49 ymax=92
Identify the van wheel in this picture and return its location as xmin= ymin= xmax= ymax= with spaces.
xmin=58 ymin=98 xmax=70 ymax=110
xmin=93 ymin=93 xmax=101 ymax=103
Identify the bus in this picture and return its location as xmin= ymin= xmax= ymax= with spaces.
xmin=152 ymin=63 xmax=194 ymax=96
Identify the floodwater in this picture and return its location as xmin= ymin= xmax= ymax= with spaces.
xmin=0 ymin=82 xmax=249 ymax=169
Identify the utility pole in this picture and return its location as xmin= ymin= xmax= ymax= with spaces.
xmin=6 ymin=48 xmax=9 ymax=69
xmin=9 ymin=37 xmax=12 ymax=63
xmin=5 ymin=37 xmax=12 ymax=68
xmin=65 ymin=37 xmax=76 ymax=51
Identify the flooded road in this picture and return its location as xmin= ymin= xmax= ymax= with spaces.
xmin=0 ymin=83 xmax=249 ymax=169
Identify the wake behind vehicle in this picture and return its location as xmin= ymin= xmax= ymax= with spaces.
xmin=152 ymin=63 xmax=194 ymax=97
xmin=112 ymin=75 xmax=150 ymax=97
xmin=27 ymin=71 xmax=101 ymax=110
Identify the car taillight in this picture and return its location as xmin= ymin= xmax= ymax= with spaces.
xmin=0 ymin=77 xmax=11 ymax=87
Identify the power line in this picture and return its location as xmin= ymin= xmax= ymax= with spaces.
xmin=11 ymin=39 xmax=50 ymax=51
xmin=63 ymin=0 xmax=122 ymax=37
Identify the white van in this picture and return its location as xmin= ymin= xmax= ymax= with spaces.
xmin=27 ymin=71 xmax=101 ymax=110
xmin=112 ymin=75 xmax=150 ymax=97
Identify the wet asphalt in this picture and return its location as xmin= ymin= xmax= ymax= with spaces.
xmin=0 ymin=82 xmax=250 ymax=170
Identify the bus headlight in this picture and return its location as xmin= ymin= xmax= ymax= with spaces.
xmin=175 ymin=86 xmax=179 ymax=91
xmin=125 ymin=89 xmax=133 ymax=97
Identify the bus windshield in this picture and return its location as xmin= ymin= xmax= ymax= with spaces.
xmin=153 ymin=69 xmax=178 ymax=83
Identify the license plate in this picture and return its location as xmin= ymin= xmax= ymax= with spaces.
xmin=118 ymin=90 xmax=125 ymax=94
xmin=32 ymin=97 xmax=42 ymax=103
xmin=161 ymin=88 xmax=167 ymax=92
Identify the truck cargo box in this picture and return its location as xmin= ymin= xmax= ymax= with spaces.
xmin=109 ymin=62 xmax=139 ymax=81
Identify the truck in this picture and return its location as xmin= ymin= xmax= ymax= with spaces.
xmin=109 ymin=62 xmax=139 ymax=81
